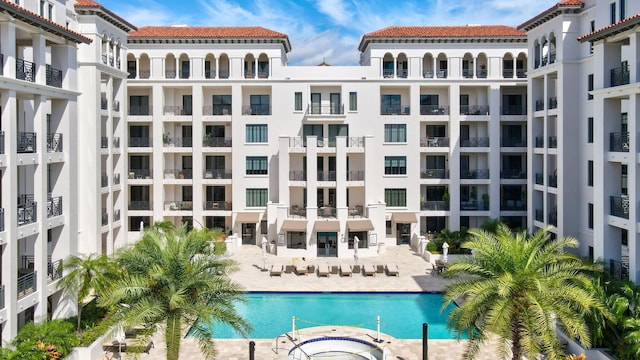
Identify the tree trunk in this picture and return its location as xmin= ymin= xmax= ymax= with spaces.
xmin=511 ymin=326 xmax=524 ymax=360
xmin=76 ymin=303 xmax=82 ymax=332
xmin=166 ymin=312 xmax=182 ymax=360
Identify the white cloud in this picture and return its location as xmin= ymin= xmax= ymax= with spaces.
xmin=108 ymin=1 xmax=192 ymax=27
xmin=315 ymin=0 xmax=353 ymax=26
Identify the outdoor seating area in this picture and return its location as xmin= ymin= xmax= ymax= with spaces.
xmin=270 ymin=261 xmax=402 ymax=278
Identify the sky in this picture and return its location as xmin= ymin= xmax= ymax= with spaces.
xmin=97 ymin=0 xmax=559 ymax=66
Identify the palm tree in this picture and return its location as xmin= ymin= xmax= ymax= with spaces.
xmin=443 ymin=225 xmax=609 ymax=360
xmin=57 ymin=253 xmax=117 ymax=332
xmin=100 ymin=221 xmax=251 ymax=360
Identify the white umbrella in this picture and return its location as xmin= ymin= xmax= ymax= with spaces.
xmin=139 ymin=220 xmax=144 ymax=233
xmin=442 ymin=241 xmax=449 ymax=263
xmin=261 ymin=237 xmax=268 ymax=271
xmin=353 ymin=236 xmax=359 ymax=265
xmin=115 ymin=322 xmax=126 ymax=354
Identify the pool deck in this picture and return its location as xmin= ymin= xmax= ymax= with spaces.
xmin=107 ymin=245 xmax=502 ymax=359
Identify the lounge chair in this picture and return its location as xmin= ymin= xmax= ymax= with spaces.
xmin=270 ymin=263 xmax=283 ymax=277
xmin=318 ymin=264 xmax=330 ymax=277
xmin=363 ymin=264 xmax=376 ymax=276
xmin=295 ymin=264 xmax=309 ymax=275
xmin=386 ymin=264 xmax=399 ymax=276
xmin=340 ymin=264 xmax=352 ymax=277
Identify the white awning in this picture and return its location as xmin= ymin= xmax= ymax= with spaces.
xmin=281 ymin=219 xmax=308 ymax=232
xmin=314 ymin=220 xmax=341 ymax=232
xmin=235 ymin=212 xmax=261 ymax=223
xmin=347 ymin=219 xmax=374 ymax=231
xmin=391 ymin=212 xmax=418 ymax=223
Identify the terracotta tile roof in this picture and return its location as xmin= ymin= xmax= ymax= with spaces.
xmin=0 ymin=0 xmax=90 ymax=43
xmin=362 ymin=25 xmax=525 ymax=39
xmin=129 ymin=26 xmax=288 ymax=39
xmin=75 ymin=0 xmax=137 ymax=32
xmin=579 ymin=12 xmax=640 ymax=42
xmin=518 ymin=0 xmax=584 ymax=31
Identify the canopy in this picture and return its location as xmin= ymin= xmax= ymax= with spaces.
xmin=391 ymin=212 xmax=418 ymax=223
xmin=235 ymin=212 xmax=261 ymax=223
xmin=347 ymin=219 xmax=374 ymax=231
xmin=314 ymin=220 xmax=340 ymax=232
xmin=281 ymin=219 xmax=308 ymax=232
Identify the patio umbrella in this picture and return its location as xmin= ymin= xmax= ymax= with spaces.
xmin=353 ymin=236 xmax=359 ymax=265
xmin=261 ymin=237 xmax=268 ymax=271
xmin=442 ymin=241 xmax=449 ymax=263
xmin=115 ymin=322 xmax=126 ymax=354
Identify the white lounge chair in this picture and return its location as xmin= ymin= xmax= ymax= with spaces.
xmin=386 ymin=264 xmax=399 ymax=276
xmin=340 ymin=264 xmax=352 ymax=277
xmin=318 ymin=264 xmax=330 ymax=277
xmin=295 ymin=264 xmax=309 ymax=275
xmin=270 ymin=264 xmax=283 ymax=277
xmin=363 ymin=264 xmax=376 ymax=276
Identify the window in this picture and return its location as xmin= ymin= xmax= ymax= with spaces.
xmin=588 ymin=203 xmax=594 ymax=229
xmin=384 ymin=156 xmax=406 ymax=175
xmin=206 ymin=216 xmax=225 ymax=230
xmin=385 ymin=189 xmax=406 ymax=207
xmin=246 ymin=124 xmax=267 ymax=143
xmin=621 ymin=0 xmax=626 ymax=20
xmin=587 ymin=161 xmax=593 ymax=186
xmin=587 ymin=117 xmax=593 ymax=143
xmin=384 ymin=124 xmax=406 ymax=142
xmin=386 ymin=220 xmax=392 ymax=235
xmin=260 ymin=220 xmax=267 ymax=234
xmin=40 ymin=0 xmax=45 ymax=16
xmin=349 ymin=92 xmax=357 ymax=111
xmin=246 ymin=156 xmax=268 ymax=175
xmin=420 ymin=94 xmax=440 ymax=115
xmin=129 ymin=96 xmax=149 ymax=115
xmin=212 ymin=95 xmax=231 ymax=115
xmin=287 ymin=232 xmax=306 ymax=249
xmin=250 ymin=95 xmax=270 ymax=115
xmin=587 ymin=74 xmax=594 ymax=100
xmin=294 ymin=92 xmax=302 ymax=111
xmin=348 ymin=231 xmax=368 ymax=249
xmin=610 ymin=2 xmax=616 ymax=24
xmin=182 ymin=186 xmax=192 ymax=202
xmin=589 ymin=20 xmax=595 ymax=54
xmin=381 ymin=94 xmax=401 ymax=114
xmin=246 ymin=189 xmax=268 ymax=207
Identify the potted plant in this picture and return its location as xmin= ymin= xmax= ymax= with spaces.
xmin=442 ymin=189 xmax=450 ymax=206
xmin=163 ymin=132 xmax=171 ymax=145
xmin=482 ymin=193 xmax=489 ymax=209
xmin=470 ymin=186 xmax=477 ymax=201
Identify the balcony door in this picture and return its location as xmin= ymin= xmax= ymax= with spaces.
xmin=182 ymin=95 xmax=192 ymax=115
xmin=311 ymin=93 xmax=321 ymax=114
xmin=317 ymin=232 xmax=338 ymax=257
xmin=129 ymin=95 xmax=149 ymax=115
xmin=328 ymin=124 xmax=348 ymax=147
xmin=181 ymin=125 xmax=192 ymax=147
xmin=330 ymin=93 xmax=340 ymax=114
xmin=303 ymin=124 xmax=323 ymax=146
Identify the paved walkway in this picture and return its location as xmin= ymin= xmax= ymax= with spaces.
xmin=107 ymin=245 xmax=501 ymax=359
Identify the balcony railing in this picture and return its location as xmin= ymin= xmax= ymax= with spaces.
xmin=419 ymin=105 xmax=449 ymax=115
xmin=501 ymin=138 xmax=527 ymax=147
xmin=203 ymin=169 xmax=232 ymax=179
xmin=128 ymin=169 xmax=152 ymax=179
xmin=503 ymin=69 xmax=514 ymax=78
xmin=47 ymin=196 xmax=62 ymax=217
xmin=164 ymin=169 xmax=193 ymax=179
xmin=516 ymin=69 xmax=526 ymax=78
xmin=610 ymin=259 xmax=629 ymax=281
xmin=100 ymin=97 xmax=108 ymax=110
xmin=610 ymin=64 xmax=630 ymax=87
xmin=549 ymin=52 xmax=556 ymax=64
xmin=0 ymin=285 xmax=4 ymax=309
xmin=500 ymin=200 xmax=526 ymax=211
xmin=0 ymin=131 xmax=4 ymax=154
xmin=535 ymin=100 xmax=544 ymax=111
xmin=462 ymin=69 xmax=473 ymax=78
xmin=129 ymin=201 xmax=151 ymax=210
xmin=101 ymin=209 xmax=108 ymax=225
xmin=179 ymin=70 xmax=190 ymax=79
xmin=461 ymin=169 xmax=490 ymax=179
xmin=289 ymin=170 xmax=306 ymax=181
xmin=421 ymin=169 xmax=449 ymax=179
xmin=460 ymin=105 xmax=489 ymax=115
xmin=307 ymin=104 xmax=344 ymax=115
xmin=289 ymin=206 xmax=306 ymax=218
xmin=347 ymin=170 xmax=364 ymax=181
xmin=203 ymin=137 xmax=232 ymax=147
xmin=204 ymin=201 xmax=232 ymax=210
xmin=0 ymin=53 xmax=3 ymax=75
xmin=139 ymin=71 xmax=150 ymax=79
xmin=382 ymin=104 xmax=411 ymax=115
xmin=535 ymin=173 xmax=544 ymax=185
xmin=548 ymin=136 xmax=558 ymax=148
xmin=421 ymin=201 xmax=449 ymax=211
xmin=610 ymin=132 xmax=629 ymax=152
xmin=348 ymin=137 xmax=365 ymax=148
xmin=610 ymin=196 xmax=630 ymax=219
xmin=242 ymin=104 xmax=271 ymax=115
xmin=500 ymin=169 xmax=526 ymax=179
xmin=113 ymin=101 xmax=120 ymax=112
xmin=46 ymin=64 xmax=62 ymax=88
xmin=113 ymin=209 xmax=120 ymax=222
xmin=163 ymin=106 xmax=192 ymax=116
xmin=48 ymin=259 xmax=63 ymax=282
xmin=0 ymin=208 xmax=4 ymax=232
xmin=501 ymin=106 xmax=526 ymax=115
xmin=548 ymin=174 xmax=558 ymax=188
xmin=548 ymin=97 xmax=557 ymax=109
xmin=17 ymin=132 xmax=36 ymax=153
xmin=113 ymin=137 xmax=120 ymax=148
xmin=423 ymin=70 xmax=434 ymax=78
xmin=535 ymin=137 xmax=544 ymax=148
xmin=164 ymin=136 xmax=192 ymax=147
xmin=47 ymin=133 xmax=63 ymax=152
xmin=165 ymin=70 xmax=176 ymax=78
xmin=101 ymin=174 xmax=108 ymax=187
xmin=318 ymin=206 xmax=337 ymax=218
xmin=16 ymin=58 xmax=35 ymax=82
xmin=420 ymin=137 xmax=449 ymax=147
xmin=461 ymin=137 xmax=490 ymax=147
xmin=436 ymin=69 xmax=448 ymax=78
xmin=129 ymin=137 xmax=152 ymax=147
xmin=17 ymin=271 xmax=36 ymax=299
xmin=101 ymin=137 xmax=108 ymax=148
xmin=460 ymin=201 xmax=489 ymax=211
xmin=203 ymin=104 xmax=232 ymax=115
xmin=18 ymin=201 xmax=37 ymax=225
xmin=318 ymin=171 xmax=337 ymax=181
xmin=113 ymin=173 xmax=120 ymax=185
xmin=164 ymin=201 xmax=193 ymax=211
xmin=476 ymin=69 xmax=487 ymax=78
xmin=129 ymin=106 xmax=152 ymax=115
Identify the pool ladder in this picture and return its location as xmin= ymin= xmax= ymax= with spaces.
xmin=274 ymin=332 xmax=311 ymax=359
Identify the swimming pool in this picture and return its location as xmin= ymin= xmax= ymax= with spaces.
xmin=204 ymin=292 xmax=460 ymax=339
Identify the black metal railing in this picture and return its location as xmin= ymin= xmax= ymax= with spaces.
xmin=204 ymin=201 xmax=232 ymax=210
xmin=503 ymin=69 xmax=514 ymax=78
xmin=129 ymin=137 xmax=152 ymax=147
xmin=113 ymin=137 xmax=120 ymax=148
xmin=535 ymin=137 xmax=544 ymax=148
xmin=500 ymin=169 xmax=526 ymax=179
xmin=548 ymin=174 xmax=558 ymax=188
xmin=139 ymin=70 xmax=150 ymax=79
xmin=549 ymin=52 xmax=556 ymax=64
xmin=17 ymin=132 xmax=36 ymax=153
xmin=164 ymin=169 xmax=193 ymax=179
xmin=101 ymin=174 xmax=108 ymax=187
xmin=476 ymin=69 xmax=487 ymax=78
xmin=462 ymin=69 xmax=473 ymax=78
xmin=17 ymin=271 xmax=36 ymax=299
xmin=535 ymin=173 xmax=544 ymax=185
xmin=610 ymin=259 xmax=629 ymax=281
xmin=534 ymin=59 xmax=541 ymax=69
xmin=129 ymin=106 xmax=152 ymax=115
xmin=203 ymin=137 xmax=232 ymax=147
xmin=516 ymin=69 xmax=526 ymax=78
xmin=610 ymin=132 xmax=630 ymax=152
xmin=461 ymin=137 xmax=490 ymax=147
xmin=347 ymin=170 xmax=364 ymax=181
xmin=163 ymin=136 xmax=192 ymax=147
xmin=0 ymin=53 xmax=3 ymax=75
xmin=101 ymin=137 xmax=108 ymax=148
xmin=165 ymin=70 xmax=176 ymax=78
xmin=164 ymin=201 xmax=193 ymax=211
xmin=100 ymin=97 xmax=108 ymax=110
xmin=548 ymin=136 xmax=557 ymax=148
xmin=47 ymin=196 xmax=62 ymax=217
xmin=0 ymin=131 xmax=5 ymax=154
xmin=113 ymin=101 xmax=120 ymax=112
xmin=610 ymin=64 xmax=630 ymax=87
xmin=203 ymin=104 xmax=232 ymax=115
xmin=163 ymin=106 xmax=192 ymax=116
xmin=113 ymin=173 xmax=120 ymax=185
xmin=113 ymin=209 xmax=120 ymax=222
xmin=101 ymin=210 xmax=108 ymax=225
xmin=500 ymin=200 xmax=526 ymax=211
xmin=421 ymin=169 xmax=449 ymax=179
xmin=288 ymin=206 xmax=306 ymax=218
xmin=460 ymin=105 xmax=489 ymax=115
xmin=16 ymin=58 xmax=35 ymax=82
xmin=242 ymin=104 xmax=271 ymax=115
xmin=548 ymin=97 xmax=557 ymax=109
xmin=0 ymin=208 xmax=4 ymax=232
xmin=535 ymin=99 xmax=544 ymax=111
xmin=289 ymin=170 xmax=307 ymax=181
xmin=348 ymin=137 xmax=365 ymax=148
xmin=380 ymin=104 xmax=411 ymax=115
xmin=46 ymin=64 xmax=62 ymax=88
xmin=203 ymin=169 xmax=232 ymax=179
xmin=460 ymin=169 xmax=490 ymax=179
xmin=610 ymin=196 xmax=630 ymax=219
xmin=420 ymin=137 xmax=449 ymax=147
xmin=128 ymin=169 xmax=152 ymax=179
xmin=460 ymin=201 xmax=489 ymax=211
xmin=501 ymin=138 xmax=527 ymax=147
xmin=421 ymin=201 xmax=449 ymax=211
xmin=436 ymin=69 xmax=448 ymax=78
xmin=423 ymin=70 xmax=434 ymax=78
xmin=307 ymin=104 xmax=345 ymax=115
xmin=419 ymin=105 xmax=449 ymax=115
xmin=179 ymin=70 xmax=190 ymax=79
xmin=48 ymin=259 xmax=63 ymax=282
xmin=501 ymin=106 xmax=527 ymax=115
xmin=129 ymin=201 xmax=151 ymax=210
xmin=317 ymin=171 xmax=337 ymax=181
xmin=47 ymin=133 xmax=63 ymax=152
xmin=18 ymin=201 xmax=37 ymax=225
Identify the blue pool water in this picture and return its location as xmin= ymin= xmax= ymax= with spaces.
xmin=204 ymin=292 xmax=461 ymax=339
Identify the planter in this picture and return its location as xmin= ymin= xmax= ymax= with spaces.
xmin=69 ymin=333 xmax=108 ymax=360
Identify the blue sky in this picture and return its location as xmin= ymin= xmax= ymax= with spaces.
xmin=98 ymin=0 xmax=558 ymax=66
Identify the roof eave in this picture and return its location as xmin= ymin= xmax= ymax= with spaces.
xmin=517 ymin=4 xmax=584 ymax=32
xmin=359 ymin=36 xmax=527 ymax=51
xmin=128 ymin=36 xmax=292 ymax=52
xmin=578 ymin=16 xmax=640 ymax=43
xmin=75 ymin=6 xmax=137 ymax=33
xmin=0 ymin=2 xmax=91 ymax=43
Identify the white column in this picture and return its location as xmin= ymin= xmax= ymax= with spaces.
xmin=254 ymin=57 xmax=257 ymax=78
xmin=1 ymin=20 xmax=16 ymax=78
xmin=32 ymin=32 xmax=46 ymax=85
xmin=136 ymin=57 xmax=140 ymax=79
xmin=215 ymin=57 xmax=219 ymax=78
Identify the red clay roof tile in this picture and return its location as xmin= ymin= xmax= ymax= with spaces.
xmin=578 ymin=12 xmax=640 ymax=42
xmin=129 ymin=26 xmax=288 ymax=39
xmin=362 ymin=25 xmax=525 ymax=39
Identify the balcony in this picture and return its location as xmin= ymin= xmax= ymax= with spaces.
xmin=501 ymin=138 xmax=527 ymax=147
xmin=47 ymin=133 xmax=63 ymax=152
xmin=419 ymin=105 xmax=449 ymax=115
xmin=164 ymin=169 xmax=192 ymax=179
xmin=101 ymin=137 xmax=108 ymax=148
xmin=420 ymin=137 xmax=449 ymax=147
xmin=476 ymin=69 xmax=487 ymax=78
xmin=347 ymin=170 xmax=364 ymax=181
xmin=101 ymin=209 xmax=108 ymax=225
xmin=165 ymin=70 xmax=176 ymax=79
xmin=501 ymin=106 xmax=526 ymax=115
xmin=347 ymin=137 xmax=365 ymax=148
xmin=548 ymin=174 xmax=557 ymax=188
xmin=382 ymin=104 xmax=411 ymax=115
xmin=421 ymin=201 xmax=449 ymax=211
xmin=420 ymin=169 xmax=449 ymax=179
xmin=289 ymin=170 xmax=307 ymax=181
xmin=203 ymin=137 xmax=232 ymax=147
xmin=113 ymin=209 xmax=120 ymax=222
xmin=16 ymin=58 xmax=35 ymax=82
xmin=47 ymin=196 xmax=62 ymax=218
xmin=436 ymin=69 xmax=447 ymax=78
xmin=548 ymin=136 xmax=557 ymax=149
xmin=114 ymin=173 xmax=120 ymax=185
xmin=348 ymin=205 xmax=366 ymax=218
xmin=204 ymin=201 xmax=232 ymax=211
xmin=129 ymin=106 xmax=152 ymax=115
xmin=318 ymin=171 xmax=337 ymax=181
xmin=203 ymin=104 xmax=232 ymax=116
xmin=423 ymin=70 xmax=434 ymax=78
xmin=610 ymin=195 xmax=629 ymax=219
xmin=179 ymin=70 xmax=190 ymax=79
xmin=460 ymin=105 xmax=489 ymax=115
xmin=242 ymin=104 xmax=271 ymax=116
xmin=0 ymin=285 xmax=4 ymax=309
xmin=128 ymin=169 xmax=152 ymax=179
xmin=610 ymin=132 xmax=629 ymax=152
xmin=163 ymin=106 xmax=192 ymax=116
xmin=129 ymin=201 xmax=151 ymax=210
xmin=500 ymin=200 xmax=526 ymax=211
xmin=460 ymin=201 xmax=489 ymax=211
xmin=17 ymin=132 xmax=36 ymax=153
xmin=163 ymin=136 xmax=192 ymax=147
xmin=113 ymin=137 xmax=120 ymax=148
xmin=0 ymin=131 xmax=4 ymax=154
xmin=289 ymin=205 xmax=306 ymax=218
xmin=129 ymin=137 xmax=152 ymax=147
xmin=164 ymin=201 xmax=193 ymax=211
xmin=500 ymin=169 xmax=526 ymax=179
xmin=549 ymin=52 xmax=556 ymax=64
xmin=610 ymin=64 xmax=630 ymax=87
xmin=462 ymin=69 xmax=473 ymax=78
xmin=535 ymin=209 xmax=543 ymax=222
xmin=460 ymin=169 xmax=489 ymax=179
xmin=18 ymin=200 xmax=37 ymax=226
xmin=535 ymin=173 xmax=543 ymax=185
xmin=535 ymin=137 xmax=544 ymax=148
xmin=548 ymin=97 xmax=557 ymax=109
xmin=101 ymin=174 xmax=108 ymax=188
xmin=516 ymin=69 xmax=526 ymax=78
xmin=0 ymin=208 xmax=4 ymax=232
xmin=100 ymin=98 xmax=108 ymax=110
xmin=610 ymin=259 xmax=629 ymax=281
xmin=203 ymin=169 xmax=232 ymax=179
xmin=46 ymin=64 xmax=62 ymax=88
xmin=48 ymin=259 xmax=63 ymax=282
xmin=113 ymin=101 xmax=120 ymax=112
xmin=503 ymin=69 xmax=514 ymax=78
xmin=306 ymin=104 xmax=344 ymax=115
xmin=318 ymin=206 xmax=337 ymax=218
xmin=17 ymin=271 xmax=36 ymax=300
xmin=461 ymin=137 xmax=490 ymax=147
xmin=535 ymin=100 xmax=544 ymax=111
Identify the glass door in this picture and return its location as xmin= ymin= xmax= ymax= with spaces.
xmin=396 ymin=223 xmax=411 ymax=245
xmin=317 ymin=232 xmax=338 ymax=257
xmin=241 ymin=223 xmax=256 ymax=245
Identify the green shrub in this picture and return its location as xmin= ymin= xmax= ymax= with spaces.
xmin=213 ymin=241 xmax=227 ymax=255
xmin=426 ymin=241 xmax=439 ymax=252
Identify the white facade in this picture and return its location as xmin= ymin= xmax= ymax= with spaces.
xmin=521 ymin=0 xmax=640 ymax=282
